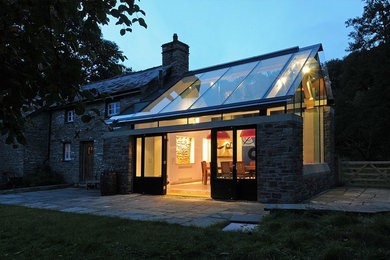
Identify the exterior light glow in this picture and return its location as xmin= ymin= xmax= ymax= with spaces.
xmin=302 ymin=65 xmax=310 ymax=74
xmin=276 ymin=77 xmax=286 ymax=90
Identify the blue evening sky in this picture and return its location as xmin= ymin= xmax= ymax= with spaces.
xmin=102 ymin=0 xmax=365 ymax=72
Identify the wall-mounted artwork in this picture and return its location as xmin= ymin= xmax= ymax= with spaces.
xmin=176 ymin=136 xmax=194 ymax=164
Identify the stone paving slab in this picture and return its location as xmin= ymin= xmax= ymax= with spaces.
xmin=265 ymin=187 xmax=390 ymax=213
xmin=222 ymin=222 xmax=259 ymax=232
xmin=0 ymin=187 xmax=265 ymax=227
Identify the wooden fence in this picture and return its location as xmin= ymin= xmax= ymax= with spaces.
xmin=340 ymin=161 xmax=390 ymax=188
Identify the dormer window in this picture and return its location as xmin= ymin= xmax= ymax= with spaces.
xmin=65 ymin=110 xmax=74 ymax=123
xmin=107 ymin=101 xmax=120 ymax=116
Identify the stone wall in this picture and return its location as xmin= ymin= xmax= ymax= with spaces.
xmin=23 ymin=112 xmax=50 ymax=175
xmin=0 ymin=137 xmax=24 ymax=177
xmin=162 ymin=34 xmax=189 ymax=80
xmin=0 ymin=112 xmax=50 ymax=178
xmin=256 ymin=117 xmax=304 ymax=203
xmin=49 ymin=103 xmax=105 ymax=183
xmin=103 ymin=135 xmax=132 ymax=194
xmin=323 ymin=106 xmax=336 ymax=184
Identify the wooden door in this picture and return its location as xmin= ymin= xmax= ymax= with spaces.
xmin=80 ymin=141 xmax=94 ymax=182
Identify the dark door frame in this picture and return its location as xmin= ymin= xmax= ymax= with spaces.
xmin=133 ymin=134 xmax=167 ymax=195
xmin=210 ymin=126 xmax=257 ymax=200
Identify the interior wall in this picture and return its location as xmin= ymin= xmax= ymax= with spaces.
xmin=167 ymin=130 xmax=210 ymax=184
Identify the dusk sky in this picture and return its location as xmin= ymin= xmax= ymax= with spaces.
xmin=102 ymin=0 xmax=365 ymax=72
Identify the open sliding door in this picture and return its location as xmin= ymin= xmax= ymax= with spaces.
xmin=134 ymin=134 xmax=167 ymax=195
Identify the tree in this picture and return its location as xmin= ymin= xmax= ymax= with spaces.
xmin=346 ymin=0 xmax=390 ymax=51
xmin=328 ymin=0 xmax=390 ymax=160
xmin=82 ymin=39 xmax=131 ymax=84
xmin=0 ymin=0 xmax=146 ymax=144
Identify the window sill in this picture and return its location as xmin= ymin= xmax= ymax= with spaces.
xmin=303 ymin=163 xmax=330 ymax=176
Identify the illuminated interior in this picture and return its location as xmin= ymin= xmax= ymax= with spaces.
xmin=167 ymin=130 xmax=211 ymax=197
xmin=216 ymin=129 xmax=256 ymax=180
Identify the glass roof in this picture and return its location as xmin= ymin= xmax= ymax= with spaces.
xmin=109 ymin=44 xmax=322 ymax=123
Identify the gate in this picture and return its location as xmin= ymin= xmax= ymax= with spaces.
xmin=341 ymin=161 xmax=390 ymax=188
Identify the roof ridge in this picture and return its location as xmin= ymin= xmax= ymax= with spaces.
xmin=81 ymin=64 xmax=165 ymax=89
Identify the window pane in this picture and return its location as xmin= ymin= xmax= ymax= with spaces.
xmin=134 ymin=122 xmax=158 ymax=129
xmin=136 ymin=138 xmax=142 ymax=177
xmin=144 ymin=136 xmax=162 ymax=177
xmin=139 ymin=75 xmax=202 ymax=116
xmin=225 ymin=54 xmax=292 ymax=104
xmin=188 ymin=114 xmax=221 ymax=124
xmin=159 ymin=118 xmax=187 ymax=127
xmin=267 ymin=50 xmax=312 ymax=98
xmin=160 ymin=68 xmax=229 ymax=113
xmin=303 ymin=107 xmax=321 ymax=164
xmin=267 ymin=106 xmax=285 ymax=116
xmin=216 ymin=130 xmax=233 ymax=179
xmin=64 ymin=143 xmax=71 ymax=160
xmin=191 ymin=61 xmax=259 ymax=109
xmin=237 ymin=129 xmax=256 ymax=179
xmin=222 ymin=110 xmax=259 ymax=120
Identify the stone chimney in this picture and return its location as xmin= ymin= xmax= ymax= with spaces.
xmin=162 ymin=33 xmax=189 ymax=80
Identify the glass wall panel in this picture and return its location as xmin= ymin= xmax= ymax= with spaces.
xmin=190 ymin=61 xmax=259 ymax=109
xmin=303 ymin=104 xmax=325 ymax=164
xmin=222 ymin=110 xmax=259 ymax=120
xmin=225 ymin=54 xmax=292 ymax=104
xmin=144 ymin=136 xmax=162 ymax=177
xmin=267 ymin=50 xmax=312 ymax=98
xmin=160 ymin=68 xmax=229 ymax=113
xmin=216 ymin=130 xmax=233 ymax=179
xmin=237 ymin=129 xmax=256 ymax=179
xmin=136 ymin=138 xmax=142 ymax=177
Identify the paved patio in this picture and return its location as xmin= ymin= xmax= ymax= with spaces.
xmin=0 ymin=188 xmax=265 ymax=227
xmin=1 ymin=187 xmax=388 ymax=228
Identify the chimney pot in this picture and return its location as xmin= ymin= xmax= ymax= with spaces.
xmin=173 ymin=33 xmax=178 ymax=41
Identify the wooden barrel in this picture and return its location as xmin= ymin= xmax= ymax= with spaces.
xmin=100 ymin=172 xmax=117 ymax=196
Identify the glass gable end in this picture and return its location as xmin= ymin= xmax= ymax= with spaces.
xmin=109 ymin=44 xmax=323 ymax=124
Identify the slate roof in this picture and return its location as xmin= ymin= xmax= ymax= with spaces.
xmin=81 ymin=65 xmax=171 ymax=94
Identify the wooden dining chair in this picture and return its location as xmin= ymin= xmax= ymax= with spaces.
xmin=201 ymin=161 xmax=210 ymax=185
xmin=220 ymin=161 xmax=232 ymax=178
xmin=236 ymin=161 xmax=246 ymax=178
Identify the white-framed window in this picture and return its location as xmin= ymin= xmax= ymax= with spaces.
xmin=64 ymin=143 xmax=71 ymax=161
xmin=65 ymin=110 xmax=74 ymax=123
xmin=107 ymin=101 xmax=120 ymax=116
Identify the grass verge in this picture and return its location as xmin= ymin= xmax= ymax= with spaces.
xmin=0 ymin=204 xmax=389 ymax=259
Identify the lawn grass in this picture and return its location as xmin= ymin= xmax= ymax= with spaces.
xmin=0 ymin=204 xmax=389 ymax=259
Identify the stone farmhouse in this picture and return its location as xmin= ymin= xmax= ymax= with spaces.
xmin=0 ymin=34 xmax=335 ymax=203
